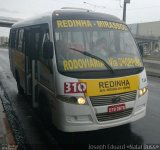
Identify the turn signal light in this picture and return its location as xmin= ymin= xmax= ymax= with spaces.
xmin=139 ymin=87 xmax=148 ymax=97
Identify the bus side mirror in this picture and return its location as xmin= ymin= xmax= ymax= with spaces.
xmin=43 ymin=40 xmax=53 ymax=59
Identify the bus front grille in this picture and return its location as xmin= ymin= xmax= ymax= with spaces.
xmin=96 ymin=108 xmax=133 ymax=122
xmin=90 ymin=91 xmax=137 ymax=107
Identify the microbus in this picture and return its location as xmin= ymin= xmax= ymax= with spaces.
xmin=9 ymin=8 xmax=148 ymax=132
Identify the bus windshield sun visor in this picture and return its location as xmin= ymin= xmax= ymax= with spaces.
xmin=69 ymin=47 xmax=114 ymax=73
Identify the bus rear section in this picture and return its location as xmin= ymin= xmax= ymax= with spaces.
xmin=8 ymin=10 xmax=148 ymax=132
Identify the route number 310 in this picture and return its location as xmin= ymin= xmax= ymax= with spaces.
xmin=64 ymin=82 xmax=87 ymax=93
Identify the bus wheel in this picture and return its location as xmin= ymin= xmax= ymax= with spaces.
xmin=38 ymin=94 xmax=52 ymax=126
xmin=15 ymin=72 xmax=24 ymax=95
xmin=17 ymin=81 xmax=24 ymax=95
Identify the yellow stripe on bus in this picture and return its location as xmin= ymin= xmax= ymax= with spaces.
xmin=80 ymin=75 xmax=139 ymax=96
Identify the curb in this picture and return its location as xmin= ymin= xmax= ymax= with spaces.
xmin=0 ymin=100 xmax=17 ymax=148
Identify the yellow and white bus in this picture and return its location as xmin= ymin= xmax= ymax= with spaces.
xmin=9 ymin=8 xmax=148 ymax=132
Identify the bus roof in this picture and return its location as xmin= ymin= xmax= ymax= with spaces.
xmin=12 ymin=12 xmax=53 ymax=28
xmin=53 ymin=10 xmax=122 ymax=22
xmin=12 ymin=9 xmax=123 ymax=29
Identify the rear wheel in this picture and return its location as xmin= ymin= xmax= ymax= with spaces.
xmin=15 ymin=72 xmax=24 ymax=95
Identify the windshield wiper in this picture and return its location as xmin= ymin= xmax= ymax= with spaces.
xmin=69 ymin=48 xmax=114 ymax=73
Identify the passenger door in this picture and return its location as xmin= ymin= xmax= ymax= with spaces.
xmin=24 ymin=27 xmax=40 ymax=95
xmin=24 ymin=24 xmax=54 ymax=107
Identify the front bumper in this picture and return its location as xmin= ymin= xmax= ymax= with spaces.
xmin=53 ymin=91 xmax=148 ymax=132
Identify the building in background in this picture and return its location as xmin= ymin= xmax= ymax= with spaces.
xmin=128 ymin=21 xmax=160 ymax=57
xmin=0 ymin=36 xmax=9 ymax=47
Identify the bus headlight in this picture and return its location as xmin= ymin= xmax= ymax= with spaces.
xmin=77 ymin=97 xmax=86 ymax=105
xmin=139 ymin=87 xmax=148 ymax=97
xmin=57 ymin=95 xmax=87 ymax=105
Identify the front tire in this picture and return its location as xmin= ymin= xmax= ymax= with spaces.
xmin=38 ymin=93 xmax=52 ymax=126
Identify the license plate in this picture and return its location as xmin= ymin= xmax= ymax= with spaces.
xmin=108 ymin=103 xmax=126 ymax=113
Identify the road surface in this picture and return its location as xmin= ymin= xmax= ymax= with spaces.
xmin=0 ymin=48 xmax=160 ymax=149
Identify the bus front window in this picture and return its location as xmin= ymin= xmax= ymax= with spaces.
xmin=54 ymin=20 xmax=143 ymax=77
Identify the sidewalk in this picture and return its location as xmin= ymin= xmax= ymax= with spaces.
xmin=0 ymin=99 xmax=16 ymax=148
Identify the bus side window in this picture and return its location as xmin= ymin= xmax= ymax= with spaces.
xmin=31 ymin=27 xmax=41 ymax=59
xmin=10 ymin=30 xmax=16 ymax=49
xmin=24 ymin=28 xmax=32 ymax=56
xmin=39 ymin=25 xmax=50 ymax=62
xmin=39 ymin=24 xmax=53 ymax=73
xmin=17 ymin=29 xmax=24 ymax=52
xmin=15 ymin=29 xmax=19 ymax=50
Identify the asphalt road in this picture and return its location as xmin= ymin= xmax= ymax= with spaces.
xmin=0 ymin=48 xmax=160 ymax=149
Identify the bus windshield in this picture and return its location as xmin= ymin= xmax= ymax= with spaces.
xmin=54 ymin=20 xmax=143 ymax=73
